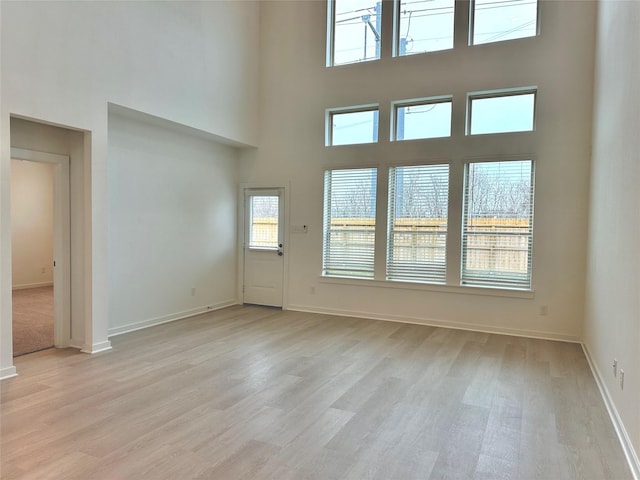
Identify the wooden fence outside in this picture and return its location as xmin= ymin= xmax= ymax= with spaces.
xmin=253 ymin=217 xmax=530 ymax=273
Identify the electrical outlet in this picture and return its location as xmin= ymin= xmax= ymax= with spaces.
xmin=191 ymin=287 xmax=196 ymax=296
xmin=620 ymin=369 xmax=624 ymax=390
xmin=310 ymin=286 xmax=316 ymax=295
xmin=41 ymin=267 xmax=46 ymax=274
xmin=539 ymin=305 xmax=548 ymax=316
xmin=613 ymin=359 xmax=618 ymax=377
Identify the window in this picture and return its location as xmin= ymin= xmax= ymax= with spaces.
xmin=248 ymin=195 xmax=279 ymax=249
xmin=468 ymin=89 xmax=536 ymax=135
xmin=328 ymin=0 xmax=382 ymax=66
xmin=471 ymin=0 xmax=538 ymax=46
xmin=461 ymin=160 xmax=534 ymax=289
xmin=387 ymin=164 xmax=449 ymax=283
xmin=395 ymin=0 xmax=455 ymax=56
xmin=393 ymin=97 xmax=452 ymax=141
xmin=328 ymin=107 xmax=379 ymax=146
xmin=323 ymin=168 xmax=377 ymax=278
xmin=328 ymin=0 xmax=541 ymax=67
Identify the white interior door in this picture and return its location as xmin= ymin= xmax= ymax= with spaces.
xmin=243 ymin=188 xmax=284 ymax=307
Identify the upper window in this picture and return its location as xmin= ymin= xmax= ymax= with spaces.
xmin=471 ymin=0 xmax=538 ymax=46
xmin=461 ymin=160 xmax=534 ymax=289
xmin=392 ymin=97 xmax=452 ymax=141
xmin=468 ymin=89 xmax=536 ymax=135
xmin=328 ymin=0 xmax=382 ymax=66
xmin=327 ymin=106 xmax=379 ymax=146
xmin=395 ymin=0 xmax=454 ymax=56
xmin=323 ymin=168 xmax=378 ymax=278
xmin=387 ymin=164 xmax=450 ymax=284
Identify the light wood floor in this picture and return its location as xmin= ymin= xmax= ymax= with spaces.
xmin=0 ymin=305 xmax=632 ymax=479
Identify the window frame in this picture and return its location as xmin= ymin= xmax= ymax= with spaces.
xmin=466 ymin=87 xmax=537 ymax=136
xmin=322 ymin=167 xmax=379 ymax=279
xmin=326 ymin=104 xmax=380 ymax=146
xmin=391 ymin=95 xmax=453 ymax=141
xmin=386 ymin=163 xmax=451 ymax=284
xmin=469 ymin=0 xmax=540 ymax=47
xmin=393 ymin=0 xmax=456 ymax=57
xmin=326 ymin=0 xmax=383 ymax=67
xmin=460 ymin=159 xmax=535 ymax=290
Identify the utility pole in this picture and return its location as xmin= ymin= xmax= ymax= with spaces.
xmin=397 ymin=36 xmax=407 ymax=140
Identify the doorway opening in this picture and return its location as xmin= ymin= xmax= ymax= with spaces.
xmin=10 ymin=148 xmax=71 ymax=355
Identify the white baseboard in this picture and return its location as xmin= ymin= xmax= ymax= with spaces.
xmin=80 ymin=340 xmax=112 ymax=354
xmin=12 ymin=282 xmax=53 ymax=291
xmin=286 ymin=304 xmax=580 ymax=343
xmin=582 ymin=343 xmax=640 ymax=480
xmin=0 ymin=366 xmax=18 ymax=380
xmin=108 ymin=300 xmax=238 ymax=337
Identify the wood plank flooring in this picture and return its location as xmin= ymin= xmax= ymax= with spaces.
xmin=0 ymin=305 xmax=632 ymax=479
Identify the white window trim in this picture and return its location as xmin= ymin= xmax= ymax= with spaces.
xmin=386 ymin=164 xmax=450 ymax=284
xmin=326 ymin=104 xmax=380 ymax=146
xmin=466 ymin=86 xmax=538 ymax=136
xmin=326 ymin=0 xmax=335 ymax=67
xmin=326 ymin=0 xmax=383 ymax=67
xmin=390 ymin=95 xmax=453 ymax=141
xmin=468 ymin=0 xmax=540 ymax=47
xmin=322 ymin=167 xmax=379 ymax=278
xmin=460 ymin=159 xmax=535 ymax=289
xmin=393 ymin=0 xmax=456 ymax=57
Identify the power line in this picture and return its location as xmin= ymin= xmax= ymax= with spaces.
xmin=334 ymin=119 xmax=375 ymax=130
xmin=335 ymin=4 xmax=377 ymax=17
xmin=480 ymin=19 xmax=535 ymax=42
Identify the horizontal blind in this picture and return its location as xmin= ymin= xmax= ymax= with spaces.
xmin=387 ymin=164 xmax=449 ymax=284
xmin=461 ymin=160 xmax=534 ymax=289
xmin=323 ymin=168 xmax=377 ymax=278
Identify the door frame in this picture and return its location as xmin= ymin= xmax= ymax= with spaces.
xmin=238 ymin=183 xmax=289 ymax=309
xmin=10 ymin=147 xmax=71 ymax=348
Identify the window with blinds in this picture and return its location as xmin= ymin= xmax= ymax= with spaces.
xmin=461 ymin=160 xmax=534 ymax=289
xmin=387 ymin=164 xmax=449 ymax=283
xmin=323 ymin=168 xmax=377 ymax=278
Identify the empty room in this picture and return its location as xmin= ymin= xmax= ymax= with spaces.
xmin=0 ymin=1 xmax=638 ymax=479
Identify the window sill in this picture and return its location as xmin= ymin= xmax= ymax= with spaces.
xmin=318 ymin=275 xmax=534 ymax=299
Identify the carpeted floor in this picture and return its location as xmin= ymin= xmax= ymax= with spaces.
xmin=12 ymin=286 xmax=54 ymax=357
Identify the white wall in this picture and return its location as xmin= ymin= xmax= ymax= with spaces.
xmin=1 ymin=1 xmax=259 ymax=146
xmin=10 ymin=159 xmax=54 ymax=289
xmin=1 ymin=1 xmax=260 ymax=373
xmin=108 ymin=111 xmax=238 ymax=334
xmin=240 ymin=1 xmax=596 ymax=341
xmin=584 ymin=0 xmax=640 ymax=472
